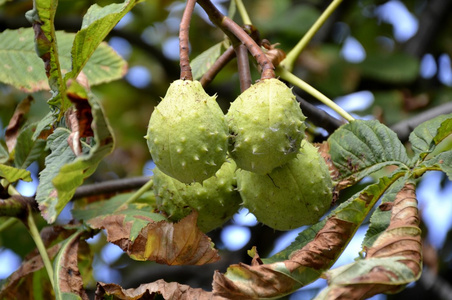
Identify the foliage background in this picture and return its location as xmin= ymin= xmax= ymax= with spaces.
xmin=0 ymin=0 xmax=452 ymax=299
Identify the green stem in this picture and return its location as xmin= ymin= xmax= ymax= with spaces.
xmin=26 ymin=208 xmax=55 ymax=290
xmin=0 ymin=218 xmax=18 ymax=233
xmin=280 ymin=0 xmax=343 ymax=72
xmin=234 ymin=0 xmax=252 ymax=25
xmin=278 ymin=67 xmax=354 ymax=122
xmin=120 ymin=178 xmax=154 ymax=208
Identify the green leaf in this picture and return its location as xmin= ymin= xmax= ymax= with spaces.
xmin=14 ymin=123 xmax=47 ymax=169
xmin=328 ymin=120 xmax=410 ymax=181
xmin=73 ymin=192 xmax=165 ymax=241
xmin=0 ymin=28 xmax=127 ymax=93
xmin=0 ymin=143 xmax=9 ymax=164
xmin=0 ymin=164 xmax=32 ymax=182
xmin=419 ymin=150 xmax=452 ymax=180
xmin=361 ymin=177 xmax=405 ymax=249
xmin=36 ymin=96 xmax=114 ymax=223
xmin=25 ymin=0 xmax=64 ymax=94
xmin=191 ymin=42 xmax=224 ymax=80
xmin=358 ymin=52 xmax=419 ymax=83
xmin=409 ymin=113 xmax=452 ymax=161
xmin=66 ymin=0 xmax=141 ymax=81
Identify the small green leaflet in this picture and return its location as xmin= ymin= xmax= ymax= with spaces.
xmin=191 ymin=42 xmax=225 ymax=80
xmin=0 ymin=164 xmax=32 ymax=183
xmin=409 ymin=113 xmax=452 ymax=162
xmin=35 ymin=97 xmax=114 ymax=223
xmin=0 ymin=28 xmax=127 ymax=92
xmin=72 ymin=192 xmax=165 ymax=242
xmin=361 ymin=177 xmax=405 ymax=249
xmin=328 ymin=120 xmax=410 ymax=181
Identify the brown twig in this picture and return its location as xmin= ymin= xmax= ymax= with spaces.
xmin=200 ymin=46 xmax=235 ymax=87
xmin=179 ymin=0 xmax=197 ymax=80
xmin=196 ymin=0 xmax=275 ymax=80
xmin=235 ymin=44 xmax=252 ymax=92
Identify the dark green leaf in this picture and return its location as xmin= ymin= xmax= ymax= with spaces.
xmin=409 ymin=113 xmax=452 ymax=161
xmin=328 ymin=120 xmax=410 ymax=181
xmin=14 ymin=124 xmax=47 ymax=169
xmin=358 ymin=53 xmax=419 ymax=83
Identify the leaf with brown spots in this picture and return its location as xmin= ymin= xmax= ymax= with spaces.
xmin=95 ymin=280 xmax=221 ymax=300
xmin=211 ymin=174 xmax=403 ymax=299
xmin=316 ymin=182 xmax=422 ymax=300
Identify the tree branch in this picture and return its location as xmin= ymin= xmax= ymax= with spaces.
xmin=390 ymin=102 xmax=452 ymax=143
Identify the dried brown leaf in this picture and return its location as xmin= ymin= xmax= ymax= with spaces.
xmin=5 ymin=96 xmax=33 ymax=152
xmin=95 ymin=280 xmax=222 ymax=300
xmin=56 ymin=232 xmax=89 ymax=300
xmin=324 ymin=183 xmax=422 ymax=299
xmin=89 ymin=211 xmax=220 ymax=265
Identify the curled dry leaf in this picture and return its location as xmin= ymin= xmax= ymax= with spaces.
xmin=5 ymin=95 xmax=33 ymax=152
xmin=89 ymin=211 xmax=220 ymax=265
xmin=323 ymin=183 xmax=422 ymax=299
xmin=213 ymin=217 xmax=356 ymax=299
xmin=95 ymin=280 xmax=222 ymax=300
xmin=55 ymin=231 xmax=89 ymax=300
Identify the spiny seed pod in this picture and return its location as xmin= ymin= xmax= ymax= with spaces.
xmin=226 ymin=78 xmax=306 ymax=175
xmin=146 ymin=80 xmax=229 ymax=184
xmin=153 ymin=159 xmax=242 ymax=232
xmin=237 ymin=141 xmax=332 ymax=231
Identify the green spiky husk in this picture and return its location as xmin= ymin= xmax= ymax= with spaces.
xmin=237 ymin=140 xmax=332 ymax=231
xmin=146 ymin=80 xmax=229 ymax=184
xmin=226 ymin=78 xmax=306 ymax=175
xmin=153 ymin=159 xmax=242 ymax=232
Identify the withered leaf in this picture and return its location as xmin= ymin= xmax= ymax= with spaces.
xmin=95 ymin=280 xmax=223 ymax=300
xmin=54 ymin=230 xmax=89 ymax=300
xmin=320 ymin=183 xmax=422 ymax=300
xmin=88 ymin=210 xmax=219 ymax=266
xmin=5 ymin=96 xmax=33 ymax=152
